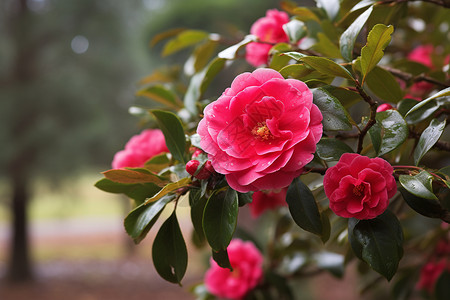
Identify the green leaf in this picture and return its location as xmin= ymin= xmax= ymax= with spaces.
xmin=312 ymin=87 xmax=353 ymax=131
xmin=280 ymin=64 xmax=314 ymax=79
xmin=435 ymin=271 xmax=450 ymax=300
xmin=145 ymin=177 xmax=191 ymax=204
xmin=212 ymin=248 xmax=232 ymax=271
xmin=218 ymin=35 xmax=256 ymax=60
xmin=184 ymin=40 xmax=218 ymax=75
xmin=150 ymin=28 xmax=186 ymax=47
xmin=414 ymin=119 xmax=446 ymax=166
xmin=102 ymin=168 xmax=167 ymax=186
xmin=299 ymin=56 xmax=355 ymax=81
xmin=316 ymin=138 xmax=354 ymax=161
xmin=368 ymin=120 xmax=382 ymax=154
xmin=151 ymin=110 xmax=188 ymax=164
xmin=340 ymin=5 xmax=374 ymax=61
xmin=203 ymin=188 xmax=239 ymax=251
xmin=286 ymin=177 xmax=323 ymax=236
xmin=406 ymin=87 xmax=450 ymax=116
xmin=312 ymin=33 xmax=342 ymax=59
xmin=189 ymin=188 xmax=208 ymax=240
xmin=316 ymin=0 xmax=340 ymax=21
xmin=145 ymin=153 xmax=171 ymax=173
xmin=94 ymin=178 xmax=161 ymax=204
xmin=136 ymin=85 xmax=183 ymax=110
xmin=399 ymin=171 xmax=438 ymax=200
xmin=374 ymin=110 xmax=408 ymax=156
xmin=184 ymin=57 xmax=226 ymax=115
xmin=292 ymin=7 xmax=321 ymax=23
xmin=283 ymin=19 xmax=306 ymax=44
xmin=162 ymin=30 xmax=208 ymax=57
xmin=348 ymin=210 xmax=403 ymax=281
xmin=282 ymin=51 xmax=307 ymax=61
xmin=152 ymin=211 xmax=188 ymax=284
xmin=397 ymin=98 xmax=439 ymax=124
xmin=365 ymin=67 xmax=403 ymax=103
xmin=360 ymin=24 xmax=394 ymax=83
xmin=399 ymin=187 xmax=449 ymax=220
xmin=124 ymin=194 xmax=175 ymax=243
xmin=269 ymin=43 xmax=294 ymax=71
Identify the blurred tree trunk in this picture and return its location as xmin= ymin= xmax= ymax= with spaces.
xmin=5 ymin=0 xmax=36 ymax=282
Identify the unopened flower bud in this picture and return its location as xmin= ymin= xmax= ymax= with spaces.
xmin=186 ymin=160 xmax=200 ymax=176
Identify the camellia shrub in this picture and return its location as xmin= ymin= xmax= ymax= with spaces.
xmin=96 ymin=0 xmax=450 ymax=299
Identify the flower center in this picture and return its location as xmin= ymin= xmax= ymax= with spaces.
xmin=353 ymin=184 xmax=365 ymax=197
xmin=251 ymin=122 xmax=274 ymax=141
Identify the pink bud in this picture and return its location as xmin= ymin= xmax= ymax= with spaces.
xmin=186 ymin=160 xmax=200 ymax=176
xmin=192 ymin=148 xmax=203 ymax=158
xmin=376 ymin=103 xmax=393 ymax=112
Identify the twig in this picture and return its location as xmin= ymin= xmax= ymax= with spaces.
xmin=377 ymin=0 xmax=450 ymax=8
xmin=355 ymin=81 xmax=378 ymax=153
xmin=380 ymin=66 xmax=450 ymax=88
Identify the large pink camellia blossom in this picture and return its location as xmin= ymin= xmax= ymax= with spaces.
xmin=417 ymin=260 xmax=449 ymax=293
xmin=197 ymin=68 xmax=323 ymax=193
xmin=205 ymin=239 xmax=263 ymax=300
xmin=249 ymin=188 xmax=288 ymax=218
xmin=323 ymin=153 xmax=397 ymax=220
xmin=245 ymin=9 xmax=290 ymax=67
xmin=112 ymin=129 xmax=168 ymax=169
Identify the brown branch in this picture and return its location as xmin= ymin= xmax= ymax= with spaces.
xmin=380 ymin=66 xmax=450 ymax=88
xmin=355 ymin=81 xmax=378 ymax=153
xmin=377 ymin=0 xmax=450 ymax=8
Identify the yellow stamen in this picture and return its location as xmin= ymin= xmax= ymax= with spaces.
xmin=251 ymin=122 xmax=274 ymax=141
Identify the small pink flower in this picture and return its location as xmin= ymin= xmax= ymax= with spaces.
xmin=417 ymin=260 xmax=449 ymax=293
xmin=249 ymin=188 xmax=288 ymax=217
xmin=323 ymin=153 xmax=397 ymax=220
xmin=376 ymin=103 xmax=393 ymax=112
xmin=197 ymin=68 xmax=323 ymax=193
xmin=245 ymin=9 xmax=290 ymax=67
xmin=408 ymin=44 xmax=434 ymax=68
xmin=111 ymin=129 xmax=168 ymax=169
xmin=205 ymin=239 xmax=263 ymax=299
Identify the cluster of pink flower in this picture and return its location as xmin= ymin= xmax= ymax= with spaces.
xmin=417 ymin=239 xmax=450 ymax=294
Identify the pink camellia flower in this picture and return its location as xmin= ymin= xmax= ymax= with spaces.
xmin=245 ymin=9 xmax=290 ymax=67
xmin=376 ymin=103 xmax=393 ymax=112
xmin=248 ymin=188 xmax=288 ymax=218
xmin=205 ymin=239 xmax=263 ymax=299
xmin=197 ymin=68 xmax=323 ymax=193
xmin=112 ymin=129 xmax=168 ymax=169
xmin=408 ymin=44 xmax=434 ymax=68
xmin=323 ymin=153 xmax=397 ymax=220
xmin=417 ymin=260 xmax=449 ymax=293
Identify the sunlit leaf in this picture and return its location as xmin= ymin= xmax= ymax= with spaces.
xmin=340 ymin=5 xmax=373 ymax=61
xmin=397 ymin=98 xmax=439 ymax=124
xmin=299 ymin=56 xmax=355 ymax=81
xmin=292 ymin=7 xmax=321 ymax=23
xmin=150 ymin=28 xmax=186 ymax=47
xmin=136 ymin=84 xmax=183 ymax=109
xmin=406 ymin=87 xmax=450 ymax=116
xmin=162 ymin=30 xmax=209 ymax=57
xmin=152 ymin=211 xmax=188 ymax=284
xmin=145 ymin=177 xmax=191 ymax=204
xmin=218 ymin=35 xmax=256 ymax=59
xmin=360 ymin=24 xmax=394 ymax=83
xmin=414 ymin=119 xmax=446 ymax=166
xmin=280 ymin=64 xmax=314 ymax=79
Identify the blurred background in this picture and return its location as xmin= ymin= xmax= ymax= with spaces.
xmin=0 ymin=0 xmax=325 ymax=299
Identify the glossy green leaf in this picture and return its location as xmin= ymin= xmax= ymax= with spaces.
xmin=414 ymin=119 xmax=446 ymax=166
xmin=102 ymin=168 xmax=167 ymax=186
xmin=282 ymin=51 xmax=307 ymax=61
xmin=152 ymin=211 xmax=188 ymax=284
xmin=184 ymin=57 xmax=226 ymax=115
xmin=321 ymin=85 xmax=363 ymax=108
xmin=340 ymin=5 xmax=373 ymax=61
xmin=212 ymin=248 xmax=232 ymax=271
xmin=397 ymin=98 xmax=439 ymax=124
xmin=286 ymin=177 xmax=323 ymax=236
xmin=124 ymin=194 xmax=174 ymax=243
xmin=162 ymin=30 xmax=208 ymax=56
xmin=316 ymin=138 xmax=354 ymax=161
xmin=399 ymin=188 xmax=449 ymax=220
xmin=218 ymin=35 xmax=256 ymax=59
xmin=316 ymin=0 xmax=340 ymax=21
xmin=360 ymin=24 xmax=393 ymax=83
xmin=292 ymin=7 xmax=321 ymax=23
xmin=237 ymin=192 xmax=253 ymax=207
xmin=374 ymin=110 xmax=408 ymax=156
xmin=300 ymin=56 xmax=354 ymax=81
xmin=312 ymin=33 xmax=342 ymax=59
xmin=435 ymin=271 xmax=450 ymax=300
xmin=283 ymin=19 xmax=306 ymax=44
xmin=368 ymin=120 xmax=382 ymax=154
xmin=406 ymin=87 xmax=450 ymax=116
xmin=365 ymin=66 xmax=403 ymax=103
xmin=145 ymin=177 xmax=191 ymax=204
xmin=151 ymin=110 xmax=188 ymax=164
xmin=312 ymin=87 xmax=353 ymax=131
xmin=269 ymin=43 xmax=293 ymax=71
xmin=280 ymin=64 xmax=314 ymax=79
xmin=399 ymin=171 xmax=438 ymax=200
xmin=189 ymin=188 xmax=208 ymax=240
xmin=348 ymin=210 xmax=403 ymax=281
xmin=94 ymin=178 xmax=161 ymax=204
xmin=136 ymin=85 xmax=183 ymax=109
xmin=203 ymin=188 xmax=239 ymax=251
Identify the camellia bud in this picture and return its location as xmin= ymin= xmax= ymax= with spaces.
xmin=376 ymin=103 xmax=393 ymax=112
xmin=186 ymin=160 xmax=200 ymax=176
